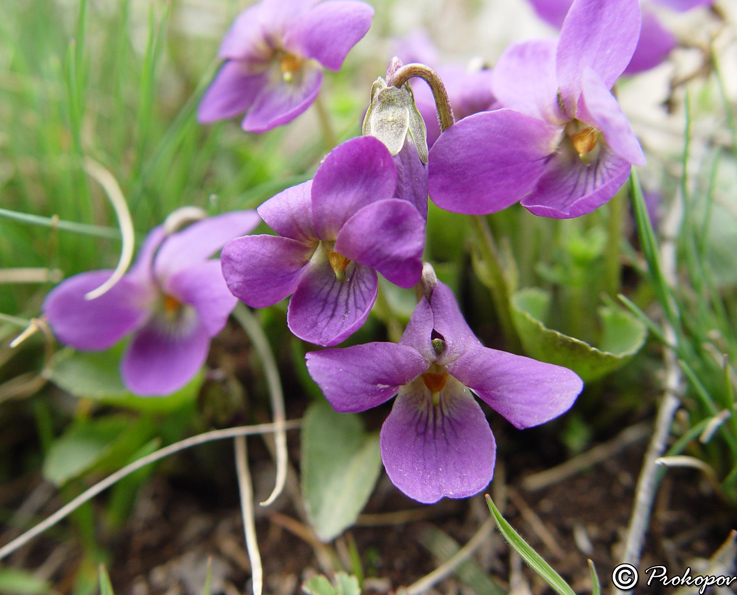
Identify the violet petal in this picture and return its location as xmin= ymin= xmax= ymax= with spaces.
xmin=305 ymin=343 xmax=429 ymax=412
xmin=154 ymin=211 xmax=260 ymax=280
xmin=312 ymin=136 xmax=397 ymax=239
xmin=258 ymin=0 xmax=318 ymax=37
xmin=392 ymin=140 xmax=428 ymax=219
xmin=580 ymin=67 xmax=645 ymax=166
xmin=556 ymin=0 xmax=640 ymax=116
xmin=164 ymin=259 xmax=237 ymax=337
xmin=529 ymin=0 xmax=571 ymax=27
xmin=427 ymin=282 xmax=481 ymax=365
xmin=257 ymin=180 xmax=317 ymax=243
xmin=428 ymin=109 xmax=561 ymax=215
xmin=218 ymin=4 xmax=271 ymax=61
xmin=242 ymin=63 xmax=323 ymax=133
xmin=448 ymin=66 xmax=495 ymax=120
xmin=121 ymin=315 xmax=209 ymax=396
xmin=127 ymin=226 xmax=166 ymax=286
xmin=399 ymin=294 xmax=436 ymax=362
xmin=521 ymin=142 xmax=632 ymax=218
xmin=492 ymin=39 xmax=564 ymax=124
xmin=447 ymin=343 xmax=582 ymax=429
xmin=287 ymin=258 xmax=377 ymax=346
xmin=335 ymin=199 xmax=424 ymax=289
xmin=380 ymin=376 xmax=496 ymax=504
xmin=221 ymin=235 xmax=314 ymax=308
xmin=282 ymin=0 xmax=373 ymax=72
xmin=198 ymin=62 xmax=270 ymax=123
xmin=44 ymin=271 xmax=152 ymax=351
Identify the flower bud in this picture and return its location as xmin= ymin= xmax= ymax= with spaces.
xmin=362 ymin=73 xmax=429 ymax=164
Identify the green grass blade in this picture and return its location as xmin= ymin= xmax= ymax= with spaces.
xmin=588 ymin=560 xmax=600 ymax=595
xmin=98 ymin=564 xmax=115 ymax=595
xmin=486 ymin=495 xmax=576 ymax=595
xmin=202 ymin=557 xmax=213 ymax=595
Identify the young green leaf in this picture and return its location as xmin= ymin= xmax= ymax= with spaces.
xmin=510 ymin=288 xmax=647 ymax=382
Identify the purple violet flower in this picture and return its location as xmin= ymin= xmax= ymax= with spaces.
xmin=221 ymin=136 xmax=426 ymax=347
xmin=197 ymin=0 xmax=373 ymax=133
xmin=528 ymin=0 xmax=715 ymax=74
xmin=428 ymin=0 xmax=646 ymax=219
xmin=306 ymin=281 xmax=583 ymax=503
xmin=43 ymin=212 xmax=260 ymax=396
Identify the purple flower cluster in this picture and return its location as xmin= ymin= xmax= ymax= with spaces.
xmin=428 ymin=0 xmax=646 ymax=218
xmin=44 ymin=212 xmax=260 ymax=396
xmin=198 ymin=0 xmax=373 ymax=132
xmin=45 ymin=0 xmax=664 ymax=503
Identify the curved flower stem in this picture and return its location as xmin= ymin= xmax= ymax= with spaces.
xmin=469 ymin=215 xmax=521 ymax=352
xmin=0 ymin=420 xmax=301 ymax=561
xmin=81 ymin=158 xmax=135 ymax=300
xmin=389 ymin=63 xmax=455 ymax=133
xmin=234 ymin=435 xmax=263 ymax=595
xmin=232 ymin=304 xmax=288 ymax=507
xmin=314 ymin=94 xmax=338 ymax=150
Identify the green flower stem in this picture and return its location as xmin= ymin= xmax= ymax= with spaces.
xmin=0 ymin=207 xmax=121 ymax=239
xmin=314 ymin=93 xmax=338 ymax=150
xmin=604 ymin=187 xmax=625 ymax=298
xmin=469 ymin=215 xmax=521 ymax=352
xmin=389 ymin=63 xmax=455 ymax=133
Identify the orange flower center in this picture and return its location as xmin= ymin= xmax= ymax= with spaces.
xmin=571 ymin=126 xmax=599 ymax=157
xmin=422 ymin=371 xmax=448 ymax=394
xmin=279 ymin=53 xmax=303 ymax=83
xmin=163 ymin=294 xmax=181 ymax=313
xmin=327 ymin=250 xmax=351 ymax=282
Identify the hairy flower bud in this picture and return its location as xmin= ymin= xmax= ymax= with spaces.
xmin=362 ymin=76 xmax=429 ymax=164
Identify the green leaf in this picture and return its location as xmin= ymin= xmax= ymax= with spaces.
xmin=0 ymin=568 xmax=51 ymax=595
xmin=98 ymin=564 xmax=115 ymax=595
xmin=334 ymin=573 xmax=361 ymax=595
xmin=303 ymin=575 xmax=335 ymax=595
xmin=486 ymin=496 xmax=576 ymax=595
xmin=42 ymin=414 xmax=156 ymax=486
xmin=301 ymin=402 xmax=382 ymax=542
xmin=302 ymin=573 xmax=360 ymax=595
xmin=45 ymin=347 xmax=202 ymax=413
xmin=42 ymin=416 xmax=129 ymax=486
xmin=510 ymin=288 xmax=647 ymax=382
